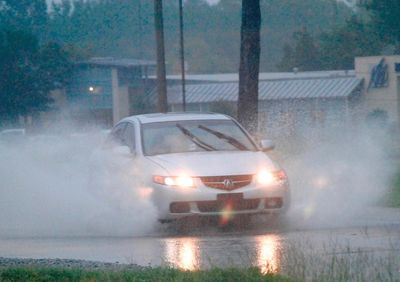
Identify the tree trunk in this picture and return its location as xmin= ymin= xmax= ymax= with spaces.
xmin=237 ymin=0 xmax=261 ymax=134
xmin=154 ymin=0 xmax=168 ymax=113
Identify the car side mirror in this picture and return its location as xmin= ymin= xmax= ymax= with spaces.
xmin=112 ymin=145 xmax=133 ymax=157
xmin=260 ymin=139 xmax=275 ymax=152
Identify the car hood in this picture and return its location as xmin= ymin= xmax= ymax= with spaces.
xmin=147 ymin=151 xmax=277 ymax=176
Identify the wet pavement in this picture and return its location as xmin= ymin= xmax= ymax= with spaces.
xmin=0 ymin=207 xmax=399 ymax=273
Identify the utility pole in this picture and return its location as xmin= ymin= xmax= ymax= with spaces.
xmin=178 ymin=0 xmax=186 ymax=111
xmin=154 ymin=0 xmax=168 ymax=112
xmin=138 ymin=0 xmax=143 ymax=60
xmin=237 ymin=0 xmax=261 ymax=134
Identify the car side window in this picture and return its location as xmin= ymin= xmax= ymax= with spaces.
xmin=123 ymin=123 xmax=136 ymax=152
xmin=110 ymin=122 xmax=127 ymax=146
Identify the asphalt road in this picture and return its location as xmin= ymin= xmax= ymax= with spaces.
xmin=0 ymin=207 xmax=399 ymax=275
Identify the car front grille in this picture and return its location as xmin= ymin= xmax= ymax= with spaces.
xmin=200 ymin=175 xmax=253 ymax=191
xmin=197 ymin=199 xmax=260 ymax=212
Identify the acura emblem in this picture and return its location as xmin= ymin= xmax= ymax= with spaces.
xmin=223 ymin=179 xmax=234 ymax=189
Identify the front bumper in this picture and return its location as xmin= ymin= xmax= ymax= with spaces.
xmin=151 ymin=180 xmax=290 ymax=220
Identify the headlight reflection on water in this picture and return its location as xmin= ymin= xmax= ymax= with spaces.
xmin=256 ymin=234 xmax=282 ymax=274
xmin=165 ymin=238 xmax=201 ymax=271
xmin=163 ymin=234 xmax=281 ymax=273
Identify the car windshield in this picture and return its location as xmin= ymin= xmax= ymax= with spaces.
xmin=142 ymin=119 xmax=257 ymax=156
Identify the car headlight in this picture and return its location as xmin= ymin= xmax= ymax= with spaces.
xmin=153 ymin=175 xmax=195 ymax=188
xmin=256 ymin=169 xmax=287 ymax=186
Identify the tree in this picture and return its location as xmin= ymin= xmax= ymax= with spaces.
xmin=237 ymin=0 xmax=261 ymax=133
xmin=365 ymin=0 xmax=400 ymax=49
xmin=319 ymin=16 xmax=383 ymax=69
xmin=0 ymin=29 xmax=73 ymax=126
xmin=0 ymin=30 xmax=40 ymax=124
xmin=0 ymin=0 xmax=47 ymax=37
xmin=276 ymin=44 xmax=295 ymax=72
xmin=46 ymin=0 xmax=350 ymax=73
xmin=277 ymin=16 xmax=383 ymax=71
xmin=277 ymin=29 xmax=322 ymax=72
xmin=37 ymin=42 xmax=74 ymax=92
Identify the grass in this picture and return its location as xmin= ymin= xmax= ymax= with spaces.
xmin=385 ymin=172 xmax=400 ymax=207
xmin=280 ymin=242 xmax=400 ymax=282
xmin=1 ymin=249 xmax=399 ymax=282
xmin=1 ymin=239 xmax=399 ymax=282
xmin=0 ymin=267 xmax=291 ymax=282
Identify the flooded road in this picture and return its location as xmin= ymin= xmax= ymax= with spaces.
xmin=1 ymin=207 xmax=399 ymax=274
xmin=1 ymin=124 xmax=397 ymax=276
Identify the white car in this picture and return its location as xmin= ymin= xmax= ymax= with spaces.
xmin=102 ymin=113 xmax=290 ymax=222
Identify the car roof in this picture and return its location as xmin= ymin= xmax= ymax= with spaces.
xmin=120 ymin=112 xmax=231 ymax=124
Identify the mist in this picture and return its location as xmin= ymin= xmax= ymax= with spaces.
xmin=273 ymin=123 xmax=394 ymax=229
xmin=0 ymin=118 xmax=394 ymax=238
xmin=0 ymin=127 xmax=157 ymax=238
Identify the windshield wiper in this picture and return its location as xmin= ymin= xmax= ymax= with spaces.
xmin=176 ymin=124 xmax=216 ymax=151
xmin=198 ymin=125 xmax=249 ymax=151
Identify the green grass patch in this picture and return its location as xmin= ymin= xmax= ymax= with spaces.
xmin=0 ymin=267 xmax=291 ymax=282
xmin=385 ymin=173 xmax=400 ymax=207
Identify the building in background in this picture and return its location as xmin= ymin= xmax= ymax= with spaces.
xmin=148 ymin=71 xmax=363 ymax=138
xmin=50 ymin=55 xmax=400 ymax=133
xmin=145 ymin=56 xmax=400 ymax=135
xmin=63 ymin=57 xmax=155 ymax=127
xmin=355 ymin=55 xmax=400 ymax=123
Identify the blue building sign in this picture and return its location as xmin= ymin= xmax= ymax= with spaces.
xmin=395 ymin=63 xmax=400 ymax=73
xmin=368 ymin=58 xmax=389 ymax=89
